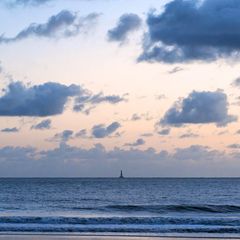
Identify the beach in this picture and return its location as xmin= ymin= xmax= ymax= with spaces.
xmin=0 ymin=236 xmax=237 ymax=240
xmin=0 ymin=235 xmax=173 ymax=240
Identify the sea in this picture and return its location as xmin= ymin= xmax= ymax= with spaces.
xmin=0 ymin=178 xmax=240 ymax=237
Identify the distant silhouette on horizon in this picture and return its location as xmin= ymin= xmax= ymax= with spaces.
xmin=119 ymin=170 xmax=124 ymax=178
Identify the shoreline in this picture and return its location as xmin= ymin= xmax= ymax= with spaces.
xmin=0 ymin=234 xmax=239 ymax=240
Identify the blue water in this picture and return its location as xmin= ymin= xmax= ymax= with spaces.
xmin=0 ymin=178 xmax=240 ymax=237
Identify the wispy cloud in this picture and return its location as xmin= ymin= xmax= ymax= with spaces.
xmin=0 ymin=10 xmax=100 ymax=44
xmin=1 ymin=127 xmax=19 ymax=133
xmin=4 ymin=0 xmax=52 ymax=7
xmin=31 ymin=119 xmax=51 ymax=130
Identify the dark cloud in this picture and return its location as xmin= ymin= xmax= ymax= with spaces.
xmin=158 ymin=128 xmax=170 ymax=136
xmin=0 ymin=10 xmax=99 ymax=43
xmin=0 ymin=81 xmax=80 ymax=117
xmin=107 ymin=13 xmax=142 ymax=43
xmin=5 ymin=0 xmax=51 ymax=7
xmin=1 ymin=127 xmax=19 ymax=132
xmin=139 ymin=0 xmax=240 ymax=63
xmin=92 ymin=122 xmax=121 ymax=138
xmin=160 ymin=90 xmax=237 ymax=127
xmin=31 ymin=119 xmax=51 ymax=130
xmin=0 ymin=81 xmax=124 ymax=117
xmin=125 ymin=138 xmax=145 ymax=147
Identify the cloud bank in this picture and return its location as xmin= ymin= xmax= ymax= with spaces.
xmin=139 ymin=0 xmax=240 ymax=63
xmin=0 ymin=143 xmax=237 ymax=177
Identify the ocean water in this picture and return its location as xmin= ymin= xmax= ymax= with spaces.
xmin=0 ymin=178 xmax=240 ymax=237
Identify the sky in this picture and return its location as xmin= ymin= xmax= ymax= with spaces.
xmin=1 ymin=0 xmax=240 ymax=177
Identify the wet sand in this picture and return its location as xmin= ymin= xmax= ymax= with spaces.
xmin=0 ymin=235 xmax=238 ymax=240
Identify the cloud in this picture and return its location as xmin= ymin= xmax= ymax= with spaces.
xmin=92 ymin=122 xmax=121 ymax=138
xmin=155 ymin=94 xmax=166 ymax=100
xmin=52 ymin=130 xmax=74 ymax=143
xmin=0 ymin=10 xmax=99 ymax=44
xmin=131 ymin=113 xmax=141 ymax=121
xmin=0 ymin=143 xmax=236 ymax=177
xmin=141 ymin=133 xmax=153 ymax=137
xmin=158 ymin=128 xmax=170 ymax=136
xmin=160 ymin=90 xmax=237 ymax=127
xmin=231 ymin=77 xmax=240 ymax=88
xmin=88 ymin=93 xmax=126 ymax=104
xmin=218 ymin=130 xmax=228 ymax=136
xmin=0 ymin=146 xmax=35 ymax=163
xmin=236 ymin=129 xmax=240 ymax=135
xmin=168 ymin=66 xmax=184 ymax=74
xmin=125 ymin=138 xmax=145 ymax=147
xmin=179 ymin=132 xmax=199 ymax=139
xmin=130 ymin=113 xmax=152 ymax=121
xmin=173 ymin=145 xmax=222 ymax=162
xmin=75 ymin=129 xmax=88 ymax=138
xmin=31 ymin=119 xmax=51 ymax=130
xmin=74 ymin=92 xmax=126 ymax=113
xmin=0 ymin=81 xmax=81 ymax=117
xmin=227 ymin=144 xmax=240 ymax=149
xmin=0 ymin=81 xmax=125 ymax=117
xmin=1 ymin=127 xmax=19 ymax=133
xmin=138 ymin=0 xmax=240 ymax=63
xmin=4 ymin=0 xmax=51 ymax=7
xmin=107 ymin=13 xmax=142 ymax=44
